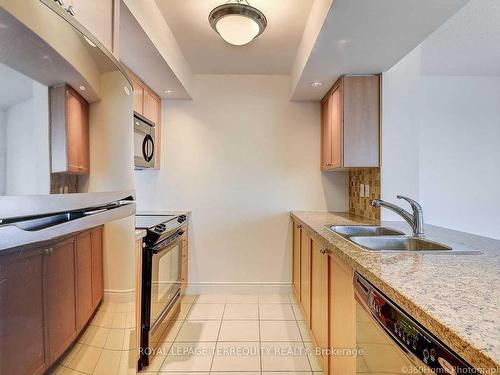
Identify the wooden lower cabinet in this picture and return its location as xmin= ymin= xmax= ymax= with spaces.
xmin=76 ymin=232 xmax=93 ymax=330
xmin=91 ymin=227 xmax=104 ymax=307
xmin=291 ymin=218 xmax=357 ymax=375
xmin=0 ymin=226 xmax=104 ymax=375
xmin=310 ymin=236 xmax=330 ymax=371
xmin=329 ymin=252 xmax=356 ymax=375
xmin=47 ymin=238 xmax=78 ymax=363
xmin=292 ymin=221 xmax=302 ymax=297
xmin=299 ymin=230 xmax=311 ymax=324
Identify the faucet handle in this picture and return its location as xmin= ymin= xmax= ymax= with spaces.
xmin=396 ymin=195 xmax=422 ymax=212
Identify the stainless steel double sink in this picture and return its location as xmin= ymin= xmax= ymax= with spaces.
xmin=326 ymin=225 xmax=454 ymax=252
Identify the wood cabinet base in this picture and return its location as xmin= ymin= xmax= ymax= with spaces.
xmin=0 ymin=226 xmax=104 ymax=375
xmin=292 ymin=218 xmax=356 ymax=375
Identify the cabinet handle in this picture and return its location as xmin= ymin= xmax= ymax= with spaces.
xmin=44 ymin=248 xmax=53 ymax=255
xmin=297 ymin=224 xmax=303 ymax=229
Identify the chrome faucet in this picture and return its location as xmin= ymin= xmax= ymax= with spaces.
xmin=372 ymin=196 xmax=425 ymax=237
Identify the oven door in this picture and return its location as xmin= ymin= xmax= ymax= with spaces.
xmin=354 ymin=278 xmax=423 ymax=374
xmin=149 ymin=233 xmax=183 ymax=332
xmin=134 ymin=114 xmax=155 ymax=169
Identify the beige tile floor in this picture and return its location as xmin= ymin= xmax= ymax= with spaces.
xmin=48 ymin=294 xmax=324 ymax=375
xmin=49 ymin=300 xmax=138 ymax=375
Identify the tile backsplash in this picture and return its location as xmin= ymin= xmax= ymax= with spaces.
xmin=349 ymin=168 xmax=381 ymax=220
xmin=50 ymin=173 xmax=79 ymax=194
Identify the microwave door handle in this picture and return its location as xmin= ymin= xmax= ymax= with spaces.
xmin=142 ymin=134 xmax=154 ymax=162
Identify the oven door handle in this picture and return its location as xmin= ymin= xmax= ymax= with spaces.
xmin=152 ymin=230 xmax=184 ymax=254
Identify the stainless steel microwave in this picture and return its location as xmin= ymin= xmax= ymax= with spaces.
xmin=134 ymin=112 xmax=155 ymax=169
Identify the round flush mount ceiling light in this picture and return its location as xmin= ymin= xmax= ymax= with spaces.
xmin=209 ymin=0 xmax=267 ymax=46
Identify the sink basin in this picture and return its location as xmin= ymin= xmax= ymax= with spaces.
xmin=350 ymin=235 xmax=452 ymax=252
xmin=327 ymin=225 xmax=405 ymax=237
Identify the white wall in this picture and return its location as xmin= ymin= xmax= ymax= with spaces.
xmin=3 ymin=81 xmax=50 ymax=196
xmin=382 ymin=0 xmax=500 ymax=239
xmin=135 ymin=75 xmax=347 ymax=291
xmin=83 ymin=71 xmax=136 ymax=296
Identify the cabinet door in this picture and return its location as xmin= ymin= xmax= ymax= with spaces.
xmin=46 ymin=238 xmax=77 ymax=363
xmin=66 ymin=87 xmax=89 ymax=174
xmin=292 ymin=221 xmax=302 ymax=298
xmin=0 ymin=249 xmax=47 ymax=375
xmin=76 ymin=231 xmax=93 ymax=329
xmin=300 ymin=230 xmax=311 ymax=324
xmin=91 ymin=227 xmax=104 ymax=307
xmin=310 ymin=237 xmax=329 ymax=370
xmin=329 ymin=253 xmax=356 ymax=375
xmin=330 ymin=84 xmax=343 ymax=169
xmin=321 ymin=96 xmax=333 ymax=170
xmin=144 ymin=91 xmax=162 ymax=168
xmin=131 ymin=77 xmax=145 ymax=114
xmin=143 ymin=91 xmax=160 ymax=125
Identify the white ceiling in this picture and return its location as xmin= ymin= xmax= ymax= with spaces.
xmin=420 ymin=0 xmax=500 ymax=76
xmin=155 ymin=0 xmax=314 ymax=75
xmin=0 ymin=63 xmax=33 ymax=110
xmin=291 ymin=0 xmax=470 ymax=101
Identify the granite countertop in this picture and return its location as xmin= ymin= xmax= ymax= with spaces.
xmin=291 ymin=211 xmax=500 ymax=372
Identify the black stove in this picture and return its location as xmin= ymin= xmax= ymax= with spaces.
xmin=136 ymin=214 xmax=187 ymax=246
xmin=135 ymin=214 xmax=187 ymax=370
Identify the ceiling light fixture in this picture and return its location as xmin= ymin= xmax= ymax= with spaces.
xmin=209 ymin=0 xmax=267 ymax=46
xmin=311 ymin=81 xmax=323 ymax=88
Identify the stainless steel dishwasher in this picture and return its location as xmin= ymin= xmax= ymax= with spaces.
xmin=354 ymin=272 xmax=477 ymax=374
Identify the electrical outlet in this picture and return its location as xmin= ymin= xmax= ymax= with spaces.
xmin=365 ymin=184 xmax=370 ymax=197
xmin=360 ymin=184 xmax=365 ymax=198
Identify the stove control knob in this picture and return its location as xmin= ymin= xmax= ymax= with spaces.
xmin=178 ymin=215 xmax=186 ymax=223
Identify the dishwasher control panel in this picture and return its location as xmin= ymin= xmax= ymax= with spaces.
xmin=355 ymin=273 xmax=478 ymax=375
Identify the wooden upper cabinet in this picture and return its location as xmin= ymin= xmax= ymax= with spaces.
xmin=0 ymin=248 xmax=47 ymax=375
xmin=76 ymin=231 xmax=94 ymax=330
xmin=321 ymin=75 xmax=380 ymax=171
xmin=50 ymin=84 xmax=90 ymax=175
xmin=46 ymin=238 xmax=77 ymax=363
xmin=131 ymin=76 xmax=145 ymax=114
xmin=91 ymin=227 xmax=104 ymax=308
xmin=125 ymin=66 xmax=162 ymax=169
xmin=144 ymin=91 xmax=160 ymax=125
